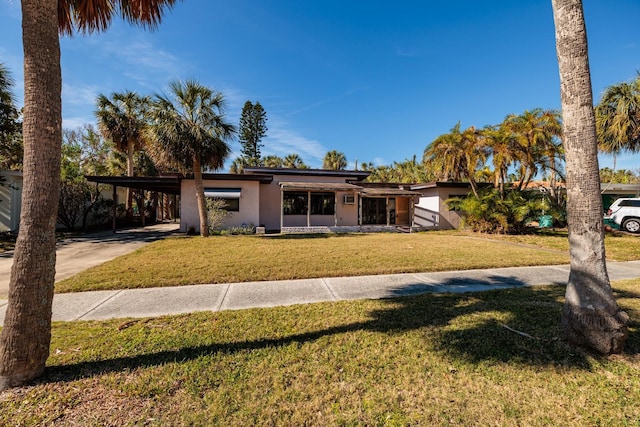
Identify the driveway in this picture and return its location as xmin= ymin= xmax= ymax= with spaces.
xmin=0 ymin=222 xmax=181 ymax=298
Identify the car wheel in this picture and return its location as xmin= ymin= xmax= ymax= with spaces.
xmin=622 ymin=218 xmax=640 ymax=233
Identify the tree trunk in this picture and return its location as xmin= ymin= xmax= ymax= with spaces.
xmin=193 ymin=157 xmax=209 ymax=237
xmin=552 ymin=0 xmax=628 ymax=354
xmin=0 ymin=0 xmax=61 ymax=390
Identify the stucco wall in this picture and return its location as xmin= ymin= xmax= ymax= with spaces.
xmin=259 ymin=175 xmax=361 ymax=230
xmin=415 ymin=186 xmax=470 ymax=229
xmin=180 ymin=179 xmax=260 ymax=233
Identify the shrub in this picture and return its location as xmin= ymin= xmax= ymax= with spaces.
xmin=447 ymin=187 xmax=565 ymax=234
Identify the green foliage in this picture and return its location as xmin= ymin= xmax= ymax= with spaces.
xmin=423 ymin=110 xmax=563 ymax=197
xmin=283 ymin=153 xmax=307 ymax=169
xmin=58 ymin=125 xmax=118 ymax=230
xmin=224 ymin=223 xmax=256 ymax=235
xmin=262 ymin=155 xmax=284 ymax=168
xmin=595 ymin=74 xmax=640 ymax=155
xmin=0 ymin=63 xmax=23 ymax=171
xmin=599 ymin=167 xmax=640 ymax=184
xmin=364 ymin=155 xmax=435 ymax=183
xmin=322 ymin=150 xmax=347 ymax=170
xmin=146 ymin=79 xmax=234 ymax=172
xmin=206 ymin=198 xmax=230 ymax=233
xmin=447 ymin=188 xmax=564 ymax=234
xmin=238 ymin=100 xmax=267 ymax=166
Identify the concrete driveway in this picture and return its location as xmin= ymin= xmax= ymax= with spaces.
xmin=0 ymin=222 xmax=181 ymax=298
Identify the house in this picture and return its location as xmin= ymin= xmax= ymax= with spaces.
xmin=178 ymin=167 xmax=469 ymax=233
xmin=0 ymin=170 xmax=23 ymax=233
xmin=88 ymin=167 xmax=472 ymax=233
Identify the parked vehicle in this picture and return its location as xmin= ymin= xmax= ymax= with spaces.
xmin=606 ymin=198 xmax=640 ymax=233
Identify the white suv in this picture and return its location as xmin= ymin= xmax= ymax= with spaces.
xmin=607 ymin=198 xmax=640 ymax=233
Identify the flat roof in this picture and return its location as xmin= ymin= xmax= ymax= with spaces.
xmin=85 ymin=175 xmax=182 ymax=195
xmin=279 ymin=181 xmax=363 ymax=192
xmin=361 ymin=188 xmax=422 ymax=197
xmin=245 ymin=166 xmax=370 ymax=181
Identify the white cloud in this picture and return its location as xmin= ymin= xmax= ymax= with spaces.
xmin=62 ymin=116 xmax=91 ymax=130
xmin=62 ymin=82 xmax=99 ymax=106
xmin=261 ymin=119 xmax=328 ymax=168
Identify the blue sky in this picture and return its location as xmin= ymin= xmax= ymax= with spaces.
xmin=1 ymin=1 xmax=640 ymax=171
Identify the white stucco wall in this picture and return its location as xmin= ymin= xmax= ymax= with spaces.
xmin=180 ymin=179 xmax=261 ymax=233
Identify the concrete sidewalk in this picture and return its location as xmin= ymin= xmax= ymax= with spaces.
xmin=3 ymin=261 xmax=640 ymax=323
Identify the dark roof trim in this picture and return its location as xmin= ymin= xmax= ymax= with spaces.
xmin=243 ymin=166 xmax=370 ymax=181
xmin=86 ymin=175 xmax=181 ymax=195
xmin=410 ymin=181 xmax=474 ymax=190
xmin=199 ymin=173 xmax=273 ymax=183
xmin=279 ymin=181 xmax=363 ymax=192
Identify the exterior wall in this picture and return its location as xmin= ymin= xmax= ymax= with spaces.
xmin=414 ymin=186 xmax=470 ymax=230
xmin=180 ymin=179 xmax=260 ymax=232
xmin=0 ymin=171 xmax=23 ymax=232
xmin=259 ymin=175 xmax=361 ymax=230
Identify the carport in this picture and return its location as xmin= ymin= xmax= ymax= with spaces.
xmin=86 ymin=175 xmax=182 ymax=232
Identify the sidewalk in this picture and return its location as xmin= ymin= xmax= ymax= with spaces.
xmin=3 ymin=261 xmax=640 ymax=323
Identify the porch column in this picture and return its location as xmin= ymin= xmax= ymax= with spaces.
xmin=358 ymin=194 xmax=362 ymax=225
xmin=141 ymin=190 xmax=146 ymax=227
xmin=386 ymin=196 xmax=390 ymax=226
xmin=112 ymin=184 xmax=117 ymax=233
xmin=334 ymin=192 xmax=338 ymax=226
xmin=307 ymin=190 xmax=311 ymax=227
xmin=280 ymin=188 xmax=284 ymax=231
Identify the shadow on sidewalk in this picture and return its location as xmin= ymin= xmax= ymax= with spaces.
xmin=40 ymin=274 xmax=640 ymax=387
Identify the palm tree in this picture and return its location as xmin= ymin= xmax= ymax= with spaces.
xmin=229 ymin=157 xmax=245 ymax=174
xmin=502 ymin=109 xmax=563 ymax=191
xmin=146 ymin=79 xmax=234 ymax=237
xmin=0 ymin=63 xmax=23 ymax=171
xmin=283 ymin=153 xmax=307 ymax=168
xmin=595 ymin=75 xmax=640 ymax=180
xmin=552 ymin=0 xmax=628 ymax=354
xmin=423 ymin=123 xmax=487 ymax=197
xmin=0 ymin=0 xmax=178 ymax=391
xmin=96 ymin=90 xmax=149 ymax=216
xmin=322 ymin=150 xmax=347 ymax=170
xmin=262 ymin=154 xmax=284 ymax=168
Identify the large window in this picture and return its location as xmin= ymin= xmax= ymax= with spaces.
xmin=283 ymin=192 xmax=336 ymax=215
xmin=283 ymin=192 xmax=308 ymax=215
xmin=205 ymin=188 xmax=240 ymax=212
xmin=311 ymin=193 xmax=335 ymax=215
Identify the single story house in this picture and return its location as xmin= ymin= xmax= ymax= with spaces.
xmin=88 ymin=167 xmax=474 ymax=233
xmin=178 ymin=167 xmax=469 ymax=233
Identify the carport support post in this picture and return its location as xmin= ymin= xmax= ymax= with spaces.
xmin=112 ymin=184 xmax=117 ymax=233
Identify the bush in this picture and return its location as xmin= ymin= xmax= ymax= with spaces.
xmin=206 ymin=198 xmax=230 ymax=234
xmin=447 ymin=188 xmax=565 ymax=234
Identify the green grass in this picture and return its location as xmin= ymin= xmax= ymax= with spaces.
xmin=2 ymin=280 xmax=639 ymax=425
xmin=55 ymin=232 xmax=572 ymax=293
xmin=467 ymin=229 xmax=640 ymax=261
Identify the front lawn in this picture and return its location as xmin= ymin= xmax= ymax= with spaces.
xmin=56 ymin=232 xmax=571 ymax=293
xmin=2 ymin=280 xmax=639 ymax=425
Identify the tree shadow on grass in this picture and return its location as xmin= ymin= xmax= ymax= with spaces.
xmin=43 ymin=275 xmax=640 ymax=385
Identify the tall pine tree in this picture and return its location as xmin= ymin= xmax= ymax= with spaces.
xmin=238 ymin=101 xmax=267 ymax=166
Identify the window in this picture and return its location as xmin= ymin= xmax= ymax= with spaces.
xmin=205 ymin=188 xmax=240 ymax=212
xmin=311 ymin=193 xmax=335 ymax=215
xmin=283 ymin=192 xmax=308 ymax=215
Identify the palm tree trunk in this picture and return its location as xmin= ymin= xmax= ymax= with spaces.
xmin=193 ymin=157 xmax=209 ymax=237
xmin=0 ymin=0 xmax=61 ymax=390
xmin=552 ymin=0 xmax=628 ymax=354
